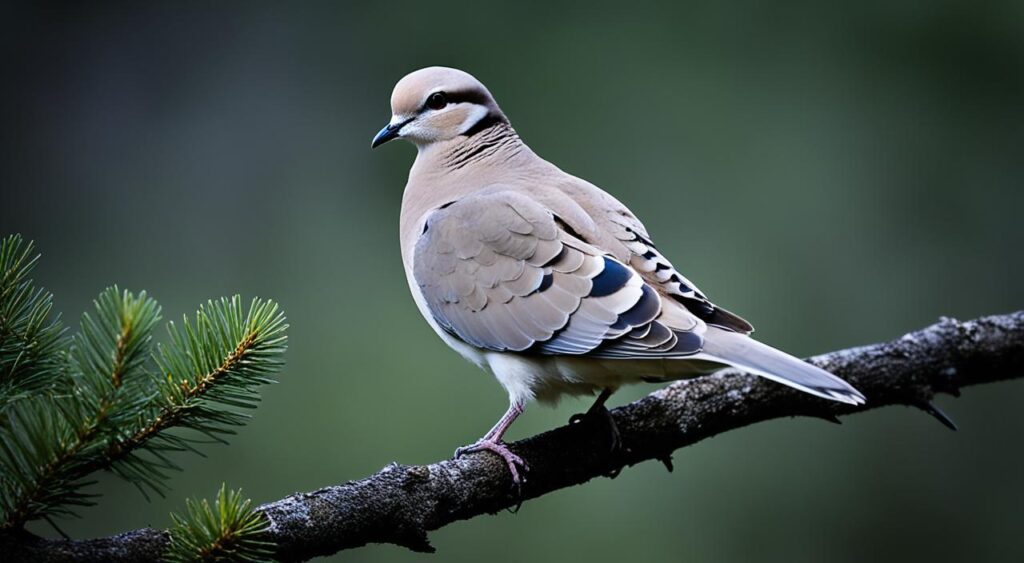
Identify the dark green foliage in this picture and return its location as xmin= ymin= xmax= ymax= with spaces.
xmin=107 ymin=297 xmax=288 ymax=497
xmin=166 ymin=485 xmax=274 ymax=563
xmin=0 ymin=235 xmax=287 ymax=561
xmin=0 ymin=235 xmax=66 ymax=406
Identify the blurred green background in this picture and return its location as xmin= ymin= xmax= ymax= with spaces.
xmin=2 ymin=1 xmax=1023 ymax=561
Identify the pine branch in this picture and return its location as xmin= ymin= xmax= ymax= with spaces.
xmin=0 ymin=289 xmax=287 ymax=529
xmin=2 ymin=311 xmax=1020 ymax=563
xmin=0 ymin=234 xmax=290 ymax=562
xmin=0 ymin=288 xmax=160 ymax=528
xmin=95 ymin=297 xmax=288 ymax=496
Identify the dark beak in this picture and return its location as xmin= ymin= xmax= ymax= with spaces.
xmin=371 ymin=118 xmax=410 ymax=148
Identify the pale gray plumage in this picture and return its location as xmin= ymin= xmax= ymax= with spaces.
xmin=373 ymin=66 xmax=864 ymax=480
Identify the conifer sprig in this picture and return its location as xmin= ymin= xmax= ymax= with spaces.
xmin=166 ymin=485 xmax=274 ymax=563
xmin=0 ymin=235 xmax=66 ymax=405
xmin=0 ymin=288 xmax=161 ymax=528
xmin=0 ymin=235 xmax=288 ymax=537
xmin=102 ymin=297 xmax=288 ymax=496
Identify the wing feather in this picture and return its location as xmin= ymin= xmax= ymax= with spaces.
xmin=604 ymin=208 xmax=755 ymax=334
xmin=414 ymin=190 xmax=705 ymax=357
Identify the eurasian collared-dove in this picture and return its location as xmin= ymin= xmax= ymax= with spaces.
xmin=372 ymin=67 xmax=864 ymax=483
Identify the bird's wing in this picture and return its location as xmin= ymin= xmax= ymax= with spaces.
xmin=601 ymin=205 xmax=755 ymax=334
xmin=413 ymin=188 xmax=704 ymax=357
xmin=413 ymin=186 xmax=864 ymax=404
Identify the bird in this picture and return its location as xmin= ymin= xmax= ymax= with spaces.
xmin=372 ymin=66 xmax=865 ymax=484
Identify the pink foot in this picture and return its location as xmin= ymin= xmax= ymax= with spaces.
xmin=454 ymin=439 xmax=529 ymax=484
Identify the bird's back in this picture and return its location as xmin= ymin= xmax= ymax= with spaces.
xmin=400 ymin=123 xmax=751 ymax=337
xmin=402 ymin=124 xmax=649 ymax=272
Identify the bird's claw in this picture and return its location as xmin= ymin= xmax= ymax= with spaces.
xmin=454 ymin=439 xmax=529 ymax=485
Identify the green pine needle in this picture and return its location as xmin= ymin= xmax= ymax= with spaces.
xmin=166 ymin=485 xmax=274 ymax=563
xmin=0 ymin=234 xmax=288 ymax=530
xmin=0 ymin=286 xmax=163 ymax=528
xmin=0 ymin=234 xmax=66 ymax=406
xmin=104 ymin=296 xmax=288 ymax=496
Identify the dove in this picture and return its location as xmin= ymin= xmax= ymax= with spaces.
xmin=372 ymin=67 xmax=864 ymax=484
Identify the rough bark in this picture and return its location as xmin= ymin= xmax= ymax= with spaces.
xmin=2 ymin=312 xmax=1022 ymax=562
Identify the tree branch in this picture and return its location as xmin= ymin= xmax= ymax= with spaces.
xmin=3 ymin=311 xmax=1022 ymax=562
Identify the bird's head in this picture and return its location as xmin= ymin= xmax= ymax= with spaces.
xmin=371 ymin=66 xmax=506 ymax=149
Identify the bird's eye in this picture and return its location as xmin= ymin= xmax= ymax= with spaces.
xmin=425 ymin=92 xmax=448 ymax=110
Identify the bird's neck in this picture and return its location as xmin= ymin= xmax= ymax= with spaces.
xmin=400 ymin=121 xmax=537 ymax=262
xmin=411 ymin=121 xmax=529 ymax=181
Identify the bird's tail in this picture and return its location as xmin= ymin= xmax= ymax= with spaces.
xmin=698 ymin=327 xmax=865 ymax=405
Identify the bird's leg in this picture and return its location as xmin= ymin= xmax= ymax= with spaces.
xmin=454 ymin=400 xmax=528 ymax=484
xmin=582 ymin=388 xmax=614 ymax=418
xmin=570 ymin=388 xmax=622 ymax=452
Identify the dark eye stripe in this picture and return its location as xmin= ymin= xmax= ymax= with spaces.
xmin=436 ymin=89 xmax=491 ymax=107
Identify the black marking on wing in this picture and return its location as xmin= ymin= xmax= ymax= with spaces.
xmin=670 ymin=294 xmax=753 ymax=333
xmin=678 ymin=296 xmax=714 ymax=318
xmin=668 ymin=329 xmax=704 ymax=354
xmin=668 ymin=274 xmax=692 ymax=293
xmin=532 ymin=256 xmax=658 ymax=356
xmin=624 ymin=226 xmax=656 ymax=249
xmin=590 ymin=257 xmax=631 ymax=297
xmin=610 ymin=285 xmax=659 ymax=331
xmin=701 ymin=306 xmax=755 ymax=333
xmin=536 ymin=273 xmax=554 ymax=293
xmin=621 ymin=224 xmax=753 ymax=334
xmin=588 ymin=323 xmax=703 ymax=359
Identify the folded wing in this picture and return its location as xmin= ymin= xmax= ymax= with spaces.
xmin=413 ymin=188 xmax=703 ymax=357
